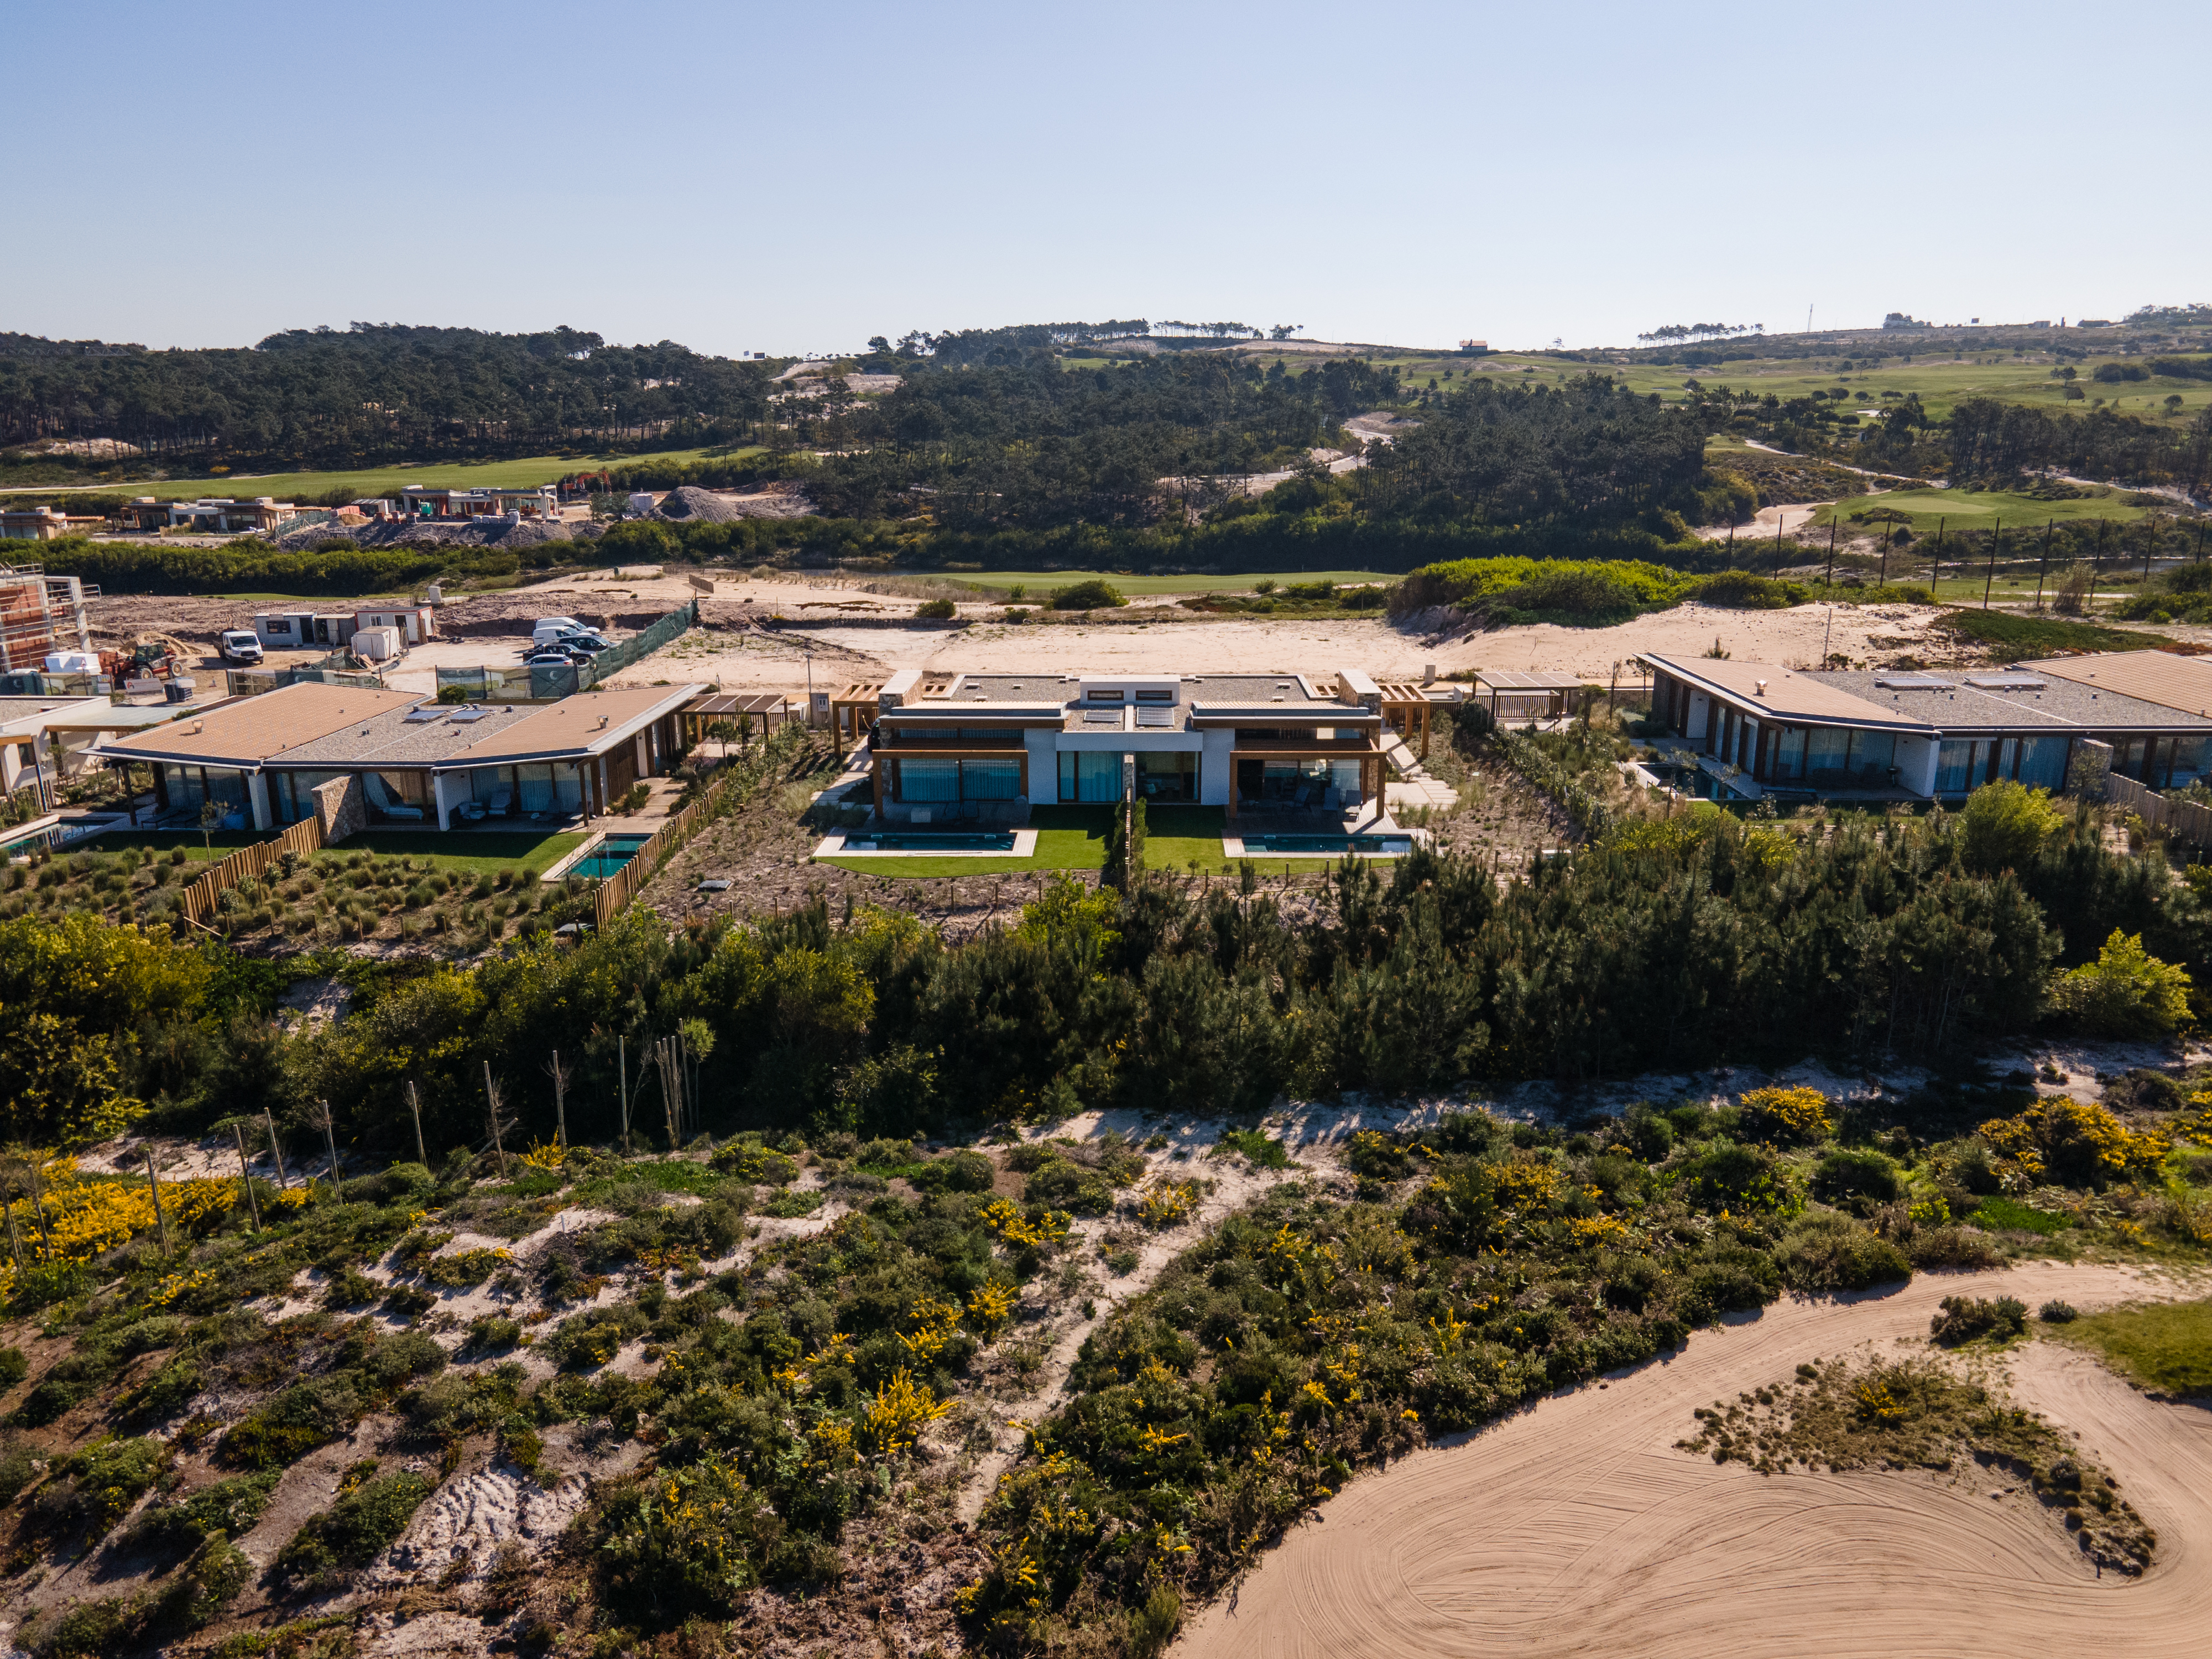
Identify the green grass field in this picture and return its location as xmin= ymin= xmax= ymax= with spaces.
xmin=1165 ymin=342 xmax=2209 ymax=427
xmin=51 ymin=446 xmax=761 ymax=502
xmin=328 ymin=828 xmax=586 ymax=877
xmin=1814 ymin=486 xmax=2153 ymax=534
xmin=2056 ymin=1297 xmax=2212 ymax=1396
xmin=945 ymin=570 xmax=1395 ymax=598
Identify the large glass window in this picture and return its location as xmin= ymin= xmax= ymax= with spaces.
xmin=896 ymin=759 xmax=959 ymax=802
xmin=1805 ymin=728 xmax=1852 ymax=785
xmin=2165 ymin=736 xmax=2207 ymax=790
xmin=1058 ymin=751 xmax=1123 ymax=803
xmin=1770 ymin=726 xmax=1807 ymax=781
xmin=1934 ymin=739 xmax=1975 ymax=793
xmin=271 ymin=770 xmax=348 ymax=823
xmin=962 ymin=759 xmax=1022 ymax=800
xmin=2015 ymin=735 xmax=2067 ymax=790
xmin=1134 ymin=751 xmax=1194 ymax=802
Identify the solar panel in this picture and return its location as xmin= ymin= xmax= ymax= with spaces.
xmin=1873 ymin=676 xmax=1953 ymax=690
xmin=448 ymin=706 xmax=488 ymax=722
xmin=1135 ymin=706 xmax=1173 ymax=729
xmin=1082 ymin=708 xmax=1120 ymax=725
xmin=1963 ymin=675 xmax=2046 ymax=690
xmin=403 ymin=708 xmax=441 ymax=722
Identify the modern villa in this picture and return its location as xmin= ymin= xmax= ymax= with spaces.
xmin=857 ymin=669 xmax=1452 ymax=820
xmin=1641 ymin=651 xmax=2212 ymax=800
xmin=101 ymin=681 xmax=703 ymax=831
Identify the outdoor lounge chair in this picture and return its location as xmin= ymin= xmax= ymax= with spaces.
xmin=486 ymin=786 xmax=514 ymax=818
xmin=362 ymin=773 xmax=426 ymax=822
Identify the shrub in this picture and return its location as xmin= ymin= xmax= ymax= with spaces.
xmin=1959 ymin=780 xmax=2064 ymax=874
xmin=35 ymin=1436 xmax=169 ymax=1541
xmin=1777 ymin=1212 xmax=1912 ymax=1291
xmin=0 ymin=1347 xmax=25 ymax=1389
xmin=913 ymin=1149 xmax=997 ymax=1193
xmin=1811 ymin=1147 xmax=1904 ymax=1211
xmin=710 ymin=1142 xmax=800 ymax=1186
xmin=1905 ymin=1225 xmax=2002 ymax=1270
xmin=1736 ymin=1086 xmax=1832 ymax=1145
xmin=596 ymin=1454 xmax=784 ymax=1618
xmin=915 ymin=598 xmax=956 ymax=620
xmin=1929 ymin=1293 xmax=2027 ymax=1345
xmin=1978 ymin=1095 xmax=2168 ymax=1186
xmin=125 ymin=1470 xmax=280 ymax=1561
xmin=218 ymin=1377 xmax=358 ymax=1469
xmin=1050 ymin=578 xmax=1125 ymax=611
xmin=2049 ymin=929 xmax=2192 ymax=1037
xmin=2040 ymin=1299 xmax=2079 ymax=1323
xmin=1673 ymin=1139 xmax=1795 ymax=1214
xmin=272 ymin=1470 xmax=435 ymax=1588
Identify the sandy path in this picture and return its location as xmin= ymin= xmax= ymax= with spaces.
xmin=1176 ymin=1262 xmax=2209 ymax=1659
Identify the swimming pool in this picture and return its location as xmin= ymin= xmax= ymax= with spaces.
xmin=1244 ymin=833 xmax=1412 ymax=855
xmin=841 ymin=831 xmax=1018 ymax=852
xmin=571 ymin=833 xmax=653 ymax=878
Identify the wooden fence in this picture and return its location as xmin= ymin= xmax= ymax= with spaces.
xmin=2106 ymin=773 xmax=2212 ymax=846
xmin=593 ymin=770 xmax=738 ymax=928
xmin=180 ymin=813 xmax=326 ymax=928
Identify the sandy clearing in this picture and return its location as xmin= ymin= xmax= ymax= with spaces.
xmin=632 ymin=599 xmax=1964 ymax=700
xmin=1176 ymin=1261 xmax=2210 ymax=1659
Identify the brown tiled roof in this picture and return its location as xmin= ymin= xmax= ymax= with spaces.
xmin=101 ymin=682 xmax=418 ymax=766
xmin=439 ymin=684 xmax=704 ymax=766
xmin=2017 ymin=652 xmax=2212 ymax=718
xmin=1641 ymin=654 xmax=1934 ymax=729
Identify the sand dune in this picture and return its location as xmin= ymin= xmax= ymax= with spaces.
xmin=1176 ymin=1263 xmax=2211 ymax=1659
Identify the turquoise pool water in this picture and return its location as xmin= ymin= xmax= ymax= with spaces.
xmin=572 ymin=833 xmax=653 ymax=878
xmin=842 ymin=831 xmax=1018 ymax=852
xmin=1244 ymin=833 xmax=1411 ymax=854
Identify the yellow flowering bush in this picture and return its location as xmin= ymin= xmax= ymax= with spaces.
xmin=1736 ymin=1086 xmax=1833 ymax=1145
xmin=860 ymin=1366 xmax=952 ymax=1457
xmin=1136 ymin=1178 xmax=1201 ymax=1230
xmin=980 ymin=1197 xmax=1071 ymax=1250
xmin=1978 ymin=1097 xmax=2169 ymax=1186
xmin=965 ymin=1279 xmax=1019 ymax=1340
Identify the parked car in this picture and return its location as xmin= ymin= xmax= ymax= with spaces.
xmin=218 ymin=629 xmax=264 ymax=664
xmin=554 ymin=630 xmax=612 ymax=653
xmin=523 ymin=649 xmax=590 ymax=668
xmin=531 ymin=616 xmax=585 ymax=646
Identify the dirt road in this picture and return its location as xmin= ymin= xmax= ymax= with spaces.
xmin=1176 ymin=1262 xmax=2209 ymax=1659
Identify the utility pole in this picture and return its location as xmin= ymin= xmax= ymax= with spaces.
xmin=2036 ymin=519 xmax=2052 ymax=611
xmin=1934 ymin=516 xmax=1945 ymax=598
xmin=1984 ymin=521 xmax=1999 ymax=608
xmin=406 ymin=1081 xmax=427 ymax=1167
xmin=2142 ymin=514 xmax=2156 ymax=585
xmin=231 ymin=1123 xmax=262 ymax=1229
xmin=1824 ymin=518 xmax=1837 ymax=587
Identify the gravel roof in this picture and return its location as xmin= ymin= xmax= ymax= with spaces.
xmin=267 ymin=701 xmax=530 ymax=767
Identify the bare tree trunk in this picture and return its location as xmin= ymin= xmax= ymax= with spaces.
xmin=144 ymin=1149 xmax=171 ymax=1258
xmin=484 ymin=1062 xmax=510 ymax=1177
xmin=233 ymin=1123 xmax=261 ymax=1229
xmin=407 ymin=1081 xmax=427 ymax=1166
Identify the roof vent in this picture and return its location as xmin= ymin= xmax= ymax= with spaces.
xmin=1755 ymin=680 xmax=1767 ymax=697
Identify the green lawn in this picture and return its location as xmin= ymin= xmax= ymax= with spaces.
xmin=2055 ymin=1297 xmax=2212 ymax=1396
xmin=328 ymin=829 xmax=586 ymax=877
xmin=820 ymin=805 xmax=1393 ymax=879
xmin=1814 ymin=486 xmax=2153 ymax=534
xmin=53 ymin=445 xmax=761 ymax=502
xmin=943 ymin=570 xmax=1396 ymax=598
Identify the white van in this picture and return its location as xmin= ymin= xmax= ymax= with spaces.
xmin=218 ymin=630 xmax=264 ymax=664
xmin=531 ymin=616 xmax=583 ymax=646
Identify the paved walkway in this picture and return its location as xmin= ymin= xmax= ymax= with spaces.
xmin=1381 ymin=732 xmax=1459 ymax=811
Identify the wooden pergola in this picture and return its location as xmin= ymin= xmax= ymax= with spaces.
xmin=681 ymin=691 xmax=799 ymax=750
xmin=1377 ymin=682 xmax=1439 ymax=760
xmin=1469 ymin=670 xmax=1595 ymax=725
xmin=829 ymin=681 xmax=884 ymax=758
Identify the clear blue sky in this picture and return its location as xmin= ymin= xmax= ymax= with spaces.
xmin=13 ymin=0 xmax=2208 ymax=356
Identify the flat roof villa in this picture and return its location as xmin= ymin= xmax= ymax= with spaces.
xmin=1642 ymin=651 xmax=2212 ymax=801
xmin=101 ymin=681 xmax=703 ymax=831
xmin=860 ymin=669 xmax=1401 ymax=821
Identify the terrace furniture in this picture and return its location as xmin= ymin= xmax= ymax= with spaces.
xmin=486 ymin=787 xmax=514 ymax=818
xmin=362 ymin=774 xmax=426 ymax=822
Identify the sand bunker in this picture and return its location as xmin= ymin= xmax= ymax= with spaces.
xmin=1176 ymin=1262 xmax=2212 ymax=1659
